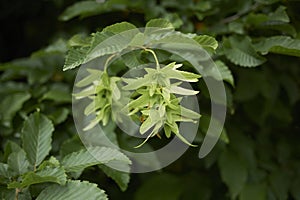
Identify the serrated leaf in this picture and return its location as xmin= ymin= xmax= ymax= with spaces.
xmin=193 ymin=35 xmax=218 ymax=51
xmin=146 ymin=18 xmax=174 ymax=29
xmin=38 ymin=156 xmax=60 ymax=170
xmin=254 ymin=36 xmax=300 ymax=57
xmin=98 ymin=164 xmax=130 ymax=191
xmin=103 ymin=22 xmax=137 ymax=34
xmin=63 ymin=47 xmax=90 ymax=71
xmin=0 ymin=92 xmax=31 ymax=127
xmin=36 ymin=180 xmax=108 ymax=200
xmin=122 ymin=50 xmax=143 ymax=68
xmin=218 ymin=150 xmax=247 ymax=199
xmin=62 ymin=147 xmax=131 ymax=172
xmin=68 ymin=34 xmax=91 ymax=47
xmin=8 ymin=167 xmax=67 ymax=189
xmin=144 ymin=19 xmax=175 ymax=41
xmin=59 ymin=1 xmax=108 ymax=21
xmin=223 ymin=36 xmax=266 ymax=67
xmin=22 ymin=112 xmax=54 ymax=168
xmin=204 ymin=60 xmax=234 ymax=86
xmin=7 ymin=150 xmax=30 ymax=176
xmin=152 ymin=33 xmax=198 ymax=45
xmin=86 ymin=30 xmax=138 ymax=62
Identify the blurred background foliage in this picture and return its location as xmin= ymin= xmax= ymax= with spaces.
xmin=1 ymin=0 xmax=300 ymax=199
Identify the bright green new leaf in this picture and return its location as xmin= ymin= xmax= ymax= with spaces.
xmin=36 ymin=180 xmax=108 ymax=200
xmin=22 ymin=112 xmax=54 ymax=168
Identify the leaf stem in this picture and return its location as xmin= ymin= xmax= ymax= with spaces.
xmin=144 ymin=49 xmax=160 ymax=70
xmin=15 ymin=188 xmax=20 ymax=200
xmin=104 ymin=54 xmax=117 ymax=72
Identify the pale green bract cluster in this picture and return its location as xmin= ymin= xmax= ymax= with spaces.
xmin=122 ymin=62 xmax=201 ymax=147
xmin=73 ymin=69 xmax=121 ymax=130
xmin=74 ymin=62 xmax=201 ymax=147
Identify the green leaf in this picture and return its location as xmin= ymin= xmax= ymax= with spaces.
xmin=86 ymin=31 xmax=138 ymax=63
xmin=8 ymin=167 xmax=66 ymax=189
xmin=60 ymin=136 xmax=84 ymax=157
xmin=268 ymin=6 xmax=289 ymax=23
xmin=199 ymin=115 xmax=229 ymax=144
xmin=22 ymin=112 xmax=54 ymax=168
xmin=193 ymin=35 xmax=218 ymax=51
xmin=103 ymin=22 xmax=137 ymax=34
xmin=0 ymin=163 xmax=10 ymax=178
xmin=0 ymin=92 xmax=31 ymax=127
xmin=146 ymin=18 xmax=174 ymax=29
xmin=42 ymin=89 xmax=71 ymax=103
xmin=7 ymin=150 xmax=30 ymax=176
xmin=269 ymin=170 xmax=290 ymax=200
xmin=68 ymin=34 xmax=91 ymax=48
xmin=0 ymin=187 xmax=15 ymax=200
xmin=204 ymin=60 xmax=234 ymax=86
xmin=59 ymin=1 xmax=101 ymax=21
xmin=63 ymin=47 xmax=89 ymax=71
xmin=47 ymin=108 xmax=69 ymax=125
xmin=62 ymin=147 xmax=131 ymax=172
xmin=223 ymin=36 xmax=266 ymax=67
xmin=122 ymin=50 xmax=143 ymax=68
xmin=218 ymin=150 xmax=247 ymax=199
xmin=0 ymin=187 xmax=31 ymax=200
xmin=98 ymin=164 xmax=130 ymax=191
xmin=239 ymin=183 xmax=267 ymax=200
xmin=36 ymin=180 xmax=108 ymax=200
xmin=254 ymin=36 xmax=300 ymax=57
xmin=3 ymin=141 xmax=22 ymax=162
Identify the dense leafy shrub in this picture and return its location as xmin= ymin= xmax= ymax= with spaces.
xmin=0 ymin=0 xmax=300 ymax=199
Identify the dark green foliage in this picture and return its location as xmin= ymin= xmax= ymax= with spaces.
xmin=1 ymin=0 xmax=300 ymax=199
